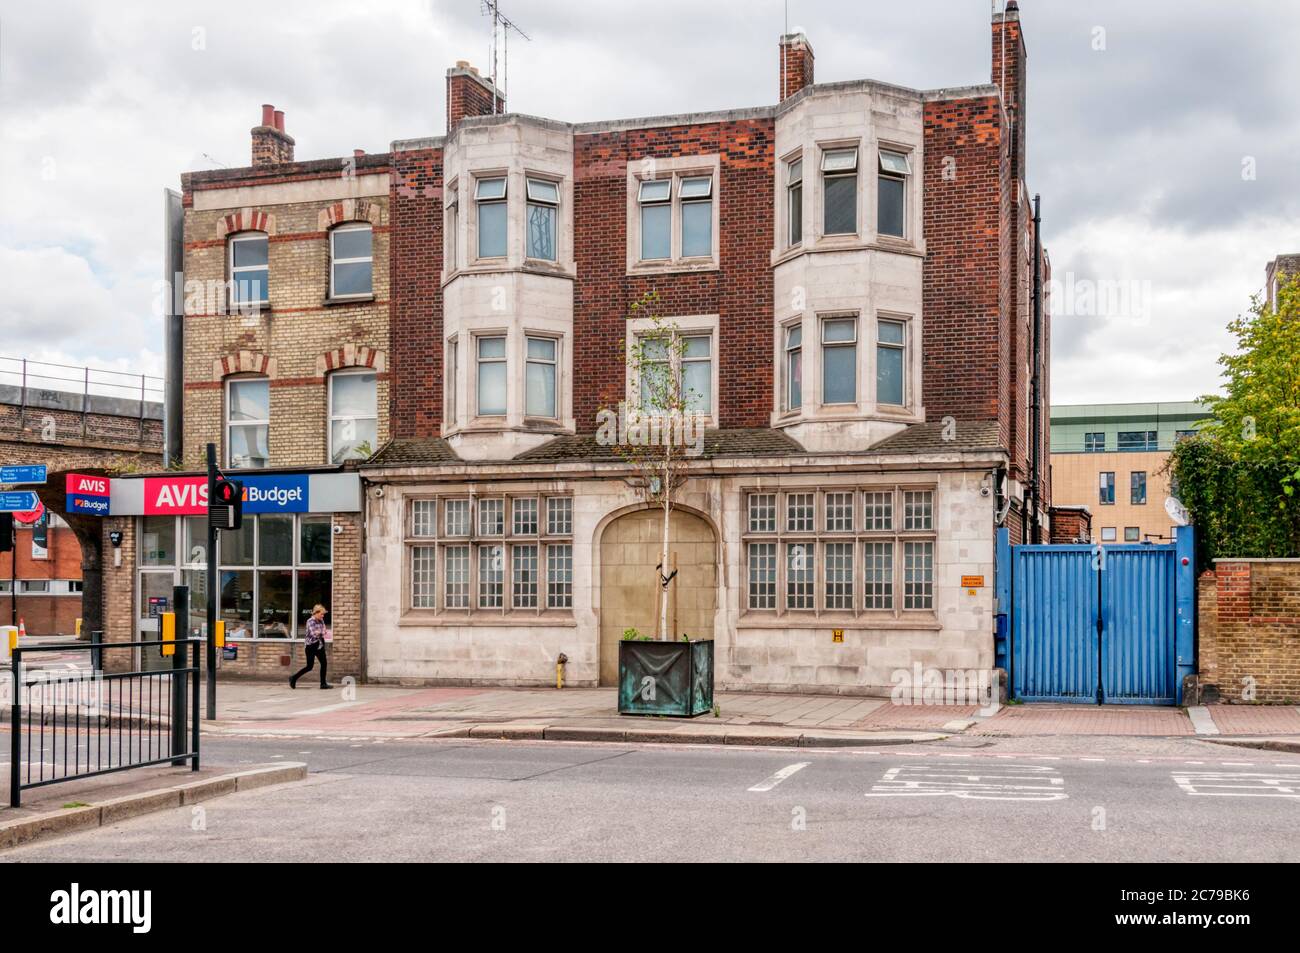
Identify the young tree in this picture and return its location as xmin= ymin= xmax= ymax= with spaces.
xmin=603 ymin=291 xmax=705 ymax=641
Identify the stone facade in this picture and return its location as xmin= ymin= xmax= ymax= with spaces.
xmin=1198 ymin=560 xmax=1300 ymax=704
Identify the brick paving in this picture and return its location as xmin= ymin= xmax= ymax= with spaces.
xmin=1207 ymin=705 xmax=1300 ymax=736
xmin=854 ymin=704 xmax=981 ymax=730
xmin=972 ymin=705 xmax=1195 ymax=736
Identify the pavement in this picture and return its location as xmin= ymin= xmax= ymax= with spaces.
xmin=195 ymin=681 xmax=1300 ymax=749
xmin=6 ymin=732 xmax=1299 ymax=862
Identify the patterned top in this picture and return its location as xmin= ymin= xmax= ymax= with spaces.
xmin=305 ymin=616 xmax=327 ymax=646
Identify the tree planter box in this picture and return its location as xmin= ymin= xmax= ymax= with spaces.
xmin=618 ymin=639 xmax=714 ymax=717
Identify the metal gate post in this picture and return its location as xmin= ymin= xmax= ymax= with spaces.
xmin=1174 ymin=526 xmax=1196 ymax=704
xmin=9 ymin=647 xmax=20 ymax=808
xmin=171 ymin=585 xmax=189 ymax=766
xmin=994 ymin=527 xmax=1011 ymax=689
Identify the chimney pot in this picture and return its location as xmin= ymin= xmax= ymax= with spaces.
xmin=456 ymin=60 xmax=470 ymax=69
xmin=273 ymin=110 xmax=285 ymax=132
xmin=354 ymin=149 xmax=365 ymax=158
xmin=261 ymin=104 xmax=275 ymax=126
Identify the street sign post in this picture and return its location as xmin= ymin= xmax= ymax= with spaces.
xmin=0 ymin=465 xmax=47 ymax=485
xmin=0 ymin=491 xmax=41 ymax=513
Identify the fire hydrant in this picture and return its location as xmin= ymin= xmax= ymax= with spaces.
xmin=556 ymin=653 xmax=568 ymax=690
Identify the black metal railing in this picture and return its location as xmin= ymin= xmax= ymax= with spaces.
xmin=8 ymin=638 xmax=200 ymax=808
xmin=0 ymin=354 xmax=163 ymax=443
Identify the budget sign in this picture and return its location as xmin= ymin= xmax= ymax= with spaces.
xmin=66 ymin=473 xmax=112 ymax=516
xmin=240 ymin=474 xmax=309 ymax=513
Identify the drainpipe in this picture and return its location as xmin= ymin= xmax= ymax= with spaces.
xmin=1029 ymin=194 xmax=1043 ymax=544
xmin=162 ymin=189 xmax=185 ymax=468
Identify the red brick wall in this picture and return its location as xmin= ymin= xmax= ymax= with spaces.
xmin=447 ymin=72 xmax=501 ymax=134
xmin=572 ymin=120 xmax=775 ymax=431
xmin=388 ymin=147 xmax=445 ymax=438
xmin=1198 ymin=561 xmax=1300 ymax=703
xmin=1048 ymin=507 xmax=1090 ymax=544
xmin=920 ymin=94 xmax=1007 ymax=437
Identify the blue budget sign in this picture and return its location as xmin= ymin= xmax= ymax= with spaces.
xmin=239 ymin=474 xmax=310 ymax=513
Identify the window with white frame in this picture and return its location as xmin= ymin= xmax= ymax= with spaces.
xmin=784 ymin=323 xmax=803 ymax=411
xmin=475 ymin=176 xmax=508 ymax=258
xmin=877 ymin=150 xmax=911 ymax=239
xmin=638 ymin=179 xmax=672 ymax=260
xmin=743 ymin=487 xmax=937 ymax=615
xmin=226 ymin=377 xmax=269 ymax=469
xmin=405 ymin=494 xmax=575 ymax=615
xmin=876 ymin=318 xmax=906 ymax=406
xmin=526 ymin=177 xmax=559 ymax=261
xmin=679 ymin=175 xmax=713 ymax=258
xmin=330 ymin=223 xmax=373 ymax=297
xmin=635 ymin=171 xmax=716 ymax=264
xmin=786 ymin=157 xmax=803 ymax=247
xmin=328 ymin=369 xmax=377 ymax=463
xmin=821 ymin=316 xmax=857 ymax=405
xmin=821 ymin=148 xmax=858 ymax=236
xmin=476 ymin=336 xmax=507 ymax=416
xmin=525 ymin=336 xmax=558 ymax=418
xmin=228 ymin=232 xmax=269 ymax=307
xmin=445 ymin=184 xmax=459 ymax=271
xmin=635 ymin=330 xmax=713 ymax=417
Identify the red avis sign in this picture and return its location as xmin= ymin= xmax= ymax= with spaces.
xmin=142 ymin=476 xmax=209 ymax=515
xmin=66 ymin=474 xmax=109 ymax=497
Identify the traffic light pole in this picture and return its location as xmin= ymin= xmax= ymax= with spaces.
xmin=206 ymin=442 xmax=218 ymax=720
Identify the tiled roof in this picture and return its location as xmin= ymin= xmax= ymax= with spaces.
xmin=514 ymin=428 xmax=806 ymax=462
xmin=869 ymin=419 xmax=1004 ymax=454
xmin=366 ymin=437 xmax=460 ymax=466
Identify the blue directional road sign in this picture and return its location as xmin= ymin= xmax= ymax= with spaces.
xmin=0 ymin=465 xmax=47 ymax=485
xmin=0 ymin=491 xmax=41 ymax=512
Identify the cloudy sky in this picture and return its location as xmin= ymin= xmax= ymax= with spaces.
xmin=1 ymin=0 xmax=1296 ymax=404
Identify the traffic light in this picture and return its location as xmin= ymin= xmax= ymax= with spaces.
xmin=209 ymin=474 xmax=244 ymax=530
xmin=0 ymin=513 xmax=12 ymax=554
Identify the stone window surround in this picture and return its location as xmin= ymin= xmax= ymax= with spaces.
xmin=400 ymin=490 xmax=576 ymax=623
xmin=623 ymin=313 xmax=720 ymax=428
xmin=625 ymin=153 xmax=722 ymax=276
xmin=774 ymin=309 xmax=918 ymax=424
xmin=772 ymin=136 xmax=923 ymax=265
xmin=444 ymin=324 xmax=571 ymax=437
xmin=445 ymin=169 xmax=575 ymax=282
xmin=740 ymin=482 xmax=938 ymax=623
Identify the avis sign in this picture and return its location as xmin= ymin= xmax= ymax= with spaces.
xmin=143 ymin=476 xmax=208 ymax=515
xmin=66 ymin=473 xmax=111 ymax=515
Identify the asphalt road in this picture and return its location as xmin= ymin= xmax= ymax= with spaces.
xmin=4 ymin=734 xmax=1299 ymax=862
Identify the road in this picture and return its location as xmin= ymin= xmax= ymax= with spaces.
xmin=4 ymin=733 xmax=1299 ymax=862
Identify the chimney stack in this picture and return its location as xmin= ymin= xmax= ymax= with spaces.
xmin=992 ymin=1 xmax=1027 ymax=183
xmin=446 ymin=62 xmax=504 ymax=135
xmin=779 ymin=33 xmax=815 ymax=101
xmin=251 ymin=103 xmax=295 ymax=167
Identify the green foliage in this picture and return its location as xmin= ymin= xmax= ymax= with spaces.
xmin=1168 ymin=275 xmax=1300 ymax=562
xmin=622 ymin=627 xmax=649 ymax=641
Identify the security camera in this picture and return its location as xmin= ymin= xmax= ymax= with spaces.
xmin=332 ymin=524 xmax=344 ymax=535
xmin=980 ymin=485 xmax=991 ymax=497
xmin=373 ymin=487 xmax=384 ymax=498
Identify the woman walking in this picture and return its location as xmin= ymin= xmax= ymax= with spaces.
xmin=290 ymin=604 xmax=332 ymax=690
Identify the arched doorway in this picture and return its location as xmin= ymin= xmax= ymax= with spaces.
xmin=598 ymin=507 xmax=717 ymax=686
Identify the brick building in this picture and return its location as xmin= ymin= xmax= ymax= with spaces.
xmin=101 ymin=106 xmax=375 ymax=680
xmin=103 ymin=4 xmax=1048 ymax=693
xmin=354 ymin=4 xmax=1051 ymax=693
xmin=1 ymin=513 xmax=84 ymax=636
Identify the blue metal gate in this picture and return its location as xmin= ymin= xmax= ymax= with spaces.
xmin=995 ymin=528 xmax=1195 ymax=705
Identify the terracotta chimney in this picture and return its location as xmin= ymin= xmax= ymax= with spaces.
xmin=251 ymin=104 xmax=295 ymax=167
xmin=779 ymin=33 xmax=815 ymax=101
xmin=446 ymin=62 xmax=504 ymax=135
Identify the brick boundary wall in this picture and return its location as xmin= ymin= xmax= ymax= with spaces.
xmin=1198 ymin=559 xmax=1300 ymax=703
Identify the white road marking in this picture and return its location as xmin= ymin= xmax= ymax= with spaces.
xmin=1187 ymin=706 xmax=1219 ymax=735
xmin=748 ymin=761 xmax=811 ymax=792
xmin=939 ymin=752 xmax=973 ymax=758
xmin=289 ymin=701 xmax=364 ymax=717
xmin=1081 ymin=757 xmax=1105 ymax=762
xmin=866 ymin=764 xmax=1067 ymax=801
xmin=1184 ymin=761 xmax=1205 ymax=765
xmin=1173 ymin=770 xmax=1300 ymax=798
xmin=1221 ymin=762 xmax=1252 ymax=767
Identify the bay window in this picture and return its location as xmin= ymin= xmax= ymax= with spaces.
xmin=821 ymin=317 xmax=857 ymax=405
xmin=876 ymin=318 xmax=907 ymax=406
xmin=476 ymin=336 xmax=507 ymax=416
xmin=526 ymin=177 xmax=559 ymax=261
xmin=821 ymin=148 xmax=858 ymax=236
xmin=784 ymin=324 xmax=803 ymax=411
xmin=525 ymin=336 xmax=558 ymax=418
xmin=475 ymin=176 xmax=508 ymax=258
xmin=877 ymin=150 xmax=911 ymax=238
xmin=786 ymin=157 xmax=803 ymax=246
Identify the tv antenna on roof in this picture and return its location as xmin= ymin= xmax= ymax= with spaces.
xmin=480 ymin=0 xmax=530 ymax=115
